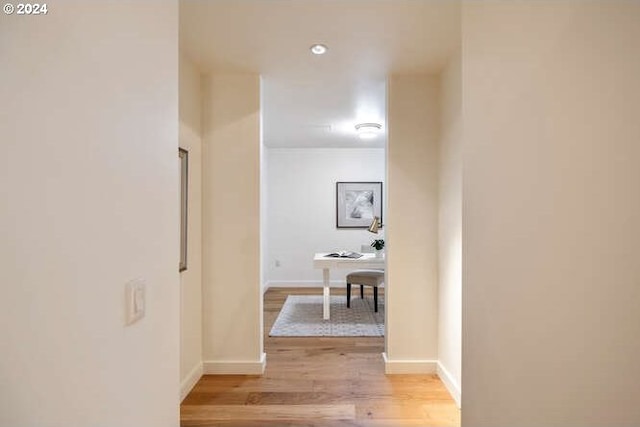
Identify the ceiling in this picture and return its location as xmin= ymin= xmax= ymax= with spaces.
xmin=180 ymin=0 xmax=461 ymax=148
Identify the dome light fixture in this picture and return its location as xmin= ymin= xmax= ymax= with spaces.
xmin=355 ymin=122 xmax=382 ymax=140
xmin=310 ymin=43 xmax=328 ymax=55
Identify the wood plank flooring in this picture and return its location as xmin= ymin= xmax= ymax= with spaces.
xmin=181 ymin=287 xmax=460 ymax=427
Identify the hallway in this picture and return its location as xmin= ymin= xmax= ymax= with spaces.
xmin=181 ymin=288 xmax=459 ymax=426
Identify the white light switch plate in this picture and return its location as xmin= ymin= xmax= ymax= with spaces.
xmin=125 ymin=278 xmax=145 ymax=325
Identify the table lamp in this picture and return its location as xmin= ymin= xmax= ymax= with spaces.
xmin=368 ymin=216 xmax=382 ymax=234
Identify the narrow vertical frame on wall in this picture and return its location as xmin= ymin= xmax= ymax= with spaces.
xmin=179 ymin=148 xmax=189 ymax=272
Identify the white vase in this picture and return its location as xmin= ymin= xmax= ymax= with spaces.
xmin=375 ymin=249 xmax=384 ymax=258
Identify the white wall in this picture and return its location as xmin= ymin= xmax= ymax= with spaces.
xmin=386 ymin=75 xmax=440 ymax=373
xmin=179 ymin=53 xmax=203 ymax=400
xmin=437 ymin=51 xmax=462 ymax=407
xmin=260 ymin=80 xmax=268 ymax=293
xmin=0 ymin=2 xmax=180 ymax=426
xmin=462 ymin=2 xmax=640 ymax=426
xmin=201 ymin=74 xmax=264 ymax=374
xmin=266 ymin=148 xmax=385 ymax=287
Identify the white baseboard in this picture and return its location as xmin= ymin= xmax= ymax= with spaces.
xmin=203 ymin=352 xmax=267 ymax=375
xmin=382 ymin=352 xmax=438 ymax=374
xmin=180 ymin=361 xmax=203 ymax=402
xmin=437 ymin=361 xmax=461 ymax=408
xmin=265 ymin=280 xmax=346 ymax=288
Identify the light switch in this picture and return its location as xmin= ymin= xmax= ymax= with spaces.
xmin=125 ymin=278 xmax=146 ymax=325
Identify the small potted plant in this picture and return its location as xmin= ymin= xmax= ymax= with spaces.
xmin=371 ymin=239 xmax=385 ymax=258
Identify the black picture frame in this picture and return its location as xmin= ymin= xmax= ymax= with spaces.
xmin=179 ymin=148 xmax=188 ymax=272
xmin=336 ymin=181 xmax=383 ymax=229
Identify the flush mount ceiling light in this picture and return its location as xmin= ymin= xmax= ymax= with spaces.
xmin=355 ymin=123 xmax=382 ymax=140
xmin=310 ymin=43 xmax=328 ymax=55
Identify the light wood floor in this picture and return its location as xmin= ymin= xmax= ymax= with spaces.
xmin=181 ymin=287 xmax=460 ymax=427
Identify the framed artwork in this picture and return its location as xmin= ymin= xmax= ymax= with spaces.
xmin=336 ymin=181 xmax=383 ymax=228
xmin=179 ymin=148 xmax=189 ymax=272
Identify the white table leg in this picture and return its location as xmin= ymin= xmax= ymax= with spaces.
xmin=323 ymin=268 xmax=330 ymax=320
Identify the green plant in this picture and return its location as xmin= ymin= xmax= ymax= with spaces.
xmin=371 ymin=239 xmax=385 ymax=250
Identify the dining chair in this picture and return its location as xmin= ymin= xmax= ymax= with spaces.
xmin=346 ymin=269 xmax=384 ymax=312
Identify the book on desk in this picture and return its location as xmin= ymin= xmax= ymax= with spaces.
xmin=324 ymin=251 xmax=363 ymax=259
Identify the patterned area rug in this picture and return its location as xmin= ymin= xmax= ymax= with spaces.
xmin=269 ymin=295 xmax=385 ymax=337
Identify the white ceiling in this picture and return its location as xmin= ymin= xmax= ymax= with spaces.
xmin=180 ymin=0 xmax=460 ymax=148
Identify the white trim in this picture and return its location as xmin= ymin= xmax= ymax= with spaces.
xmin=382 ymin=352 xmax=438 ymax=374
xmin=180 ymin=361 xmax=203 ymax=402
xmin=437 ymin=361 xmax=461 ymax=408
xmin=265 ymin=280 xmax=346 ymax=288
xmin=203 ymin=352 xmax=267 ymax=375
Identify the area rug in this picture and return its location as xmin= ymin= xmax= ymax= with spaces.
xmin=269 ymin=295 xmax=384 ymax=337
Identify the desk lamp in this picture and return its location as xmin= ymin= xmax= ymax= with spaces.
xmin=368 ymin=216 xmax=382 ymax=234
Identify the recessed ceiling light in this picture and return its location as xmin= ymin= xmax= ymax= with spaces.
xmin=355 ymin=123 xmax=382 ymax=140
xmin=310 ymin=44 xmax=328 ymax=55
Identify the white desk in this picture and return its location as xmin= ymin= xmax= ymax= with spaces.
xmin=313 ymin=252 xmax=385 ymax=320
